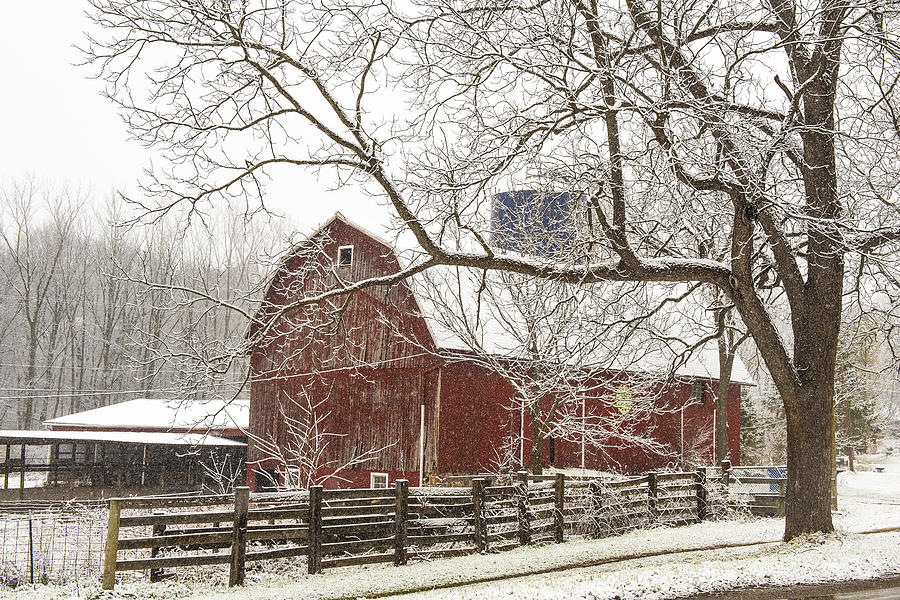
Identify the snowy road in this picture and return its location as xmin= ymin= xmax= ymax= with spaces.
xmin=683 ymin=577 xmax=900 ymax=599
xmin=379 ymin=530 xmax=900 ymax=600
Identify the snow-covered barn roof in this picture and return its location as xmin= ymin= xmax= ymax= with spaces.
xmin=0 ymin=429 xmax=246 ymax=447
xmin=43 ymin=398 xmax=249 ymax=433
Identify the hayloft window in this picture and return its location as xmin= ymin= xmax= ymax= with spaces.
xmin=338 ymin=245 xmax=354 ymax=266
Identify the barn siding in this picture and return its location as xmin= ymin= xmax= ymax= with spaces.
xmin=249 ymin=217 xmax=437 ymax=488
xmin=248 ymin=215 xmax=746 ymax=490
xmin=433 ymin=362 xmax=743 ymax=476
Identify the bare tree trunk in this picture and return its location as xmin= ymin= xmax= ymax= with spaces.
xmin=716 ymin=337 xmax=735 ymax=463
xmin=530 ymin=412 xmax=544 ymax=476
xmin=784 ymin=383 xmax=835 ymax=539
xmin=845 ymin=400 xmax=855 ymax=472
xmin=23 ymin=328 xmax=37 ymax=429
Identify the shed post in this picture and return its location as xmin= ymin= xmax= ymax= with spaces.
xmin=141 ymin=445 xmax=148 ymax=487
xmin=307 ymin=485 xmax=323 ymax=574
xmin=51 ymin=443 xmax=59 ymax=487
xmin=589 ymin=480 xmax=603 ymax=538
xmin=116 ymin=446 xmax=124 ymax=490
xmin=647 ymin=472 xmax=658 ymax=522
xmin=394 ymin=479 xmax=409 ymax=566
xmin=229 ymin=486 xmax=250 ymax=586
xmin=554 ymin=473 xmax=565 ymax=543
xmin=516 ymin=470 xmax=531 ymax=546
xmin=102 ymin=498 xmax=122 ymax=590
xmin=4 ymin=443 xmax=10 ymax=489
xmin=19 ymin=443 xmax=26 ymax=499
xmin=472 ymin=478 xmax=487 ymax=553
xmin=695 ymin=469 xmax=708 ymax=521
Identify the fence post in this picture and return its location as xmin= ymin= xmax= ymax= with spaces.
xmin=516 ymin=470 xmax=531 ymax=546
xmin=229 ymin=486 xmax=250 ymax=587
xmin=695 ymin=469 xmax=708 ymax=521
xmin=102 ymin=498 xmax=122 ymax=590
xmin=472 ymin=478 xmax=487 ymax=553
xmin=720 ymin=459 xmax=731 ymax=487
xmin=589 ymin=480 xmax=603 ymax=538
xmin=149 ymin=512 xmax=166 ymax=582
xmin=647 ymin=472 xmax=658 ymax=522
xmin=554 ymin=473 xmax=565 ymax=543
xmin=394 ymin=479 xmax=409 ymax=566
xmin=307 ymin=485 xmax=323 ymax=574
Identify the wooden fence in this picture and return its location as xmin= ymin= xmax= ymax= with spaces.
xmin=100 ymin=466 xmax=785 ymax=590
xmin=726 ymin=463 xmax=788 ymax=516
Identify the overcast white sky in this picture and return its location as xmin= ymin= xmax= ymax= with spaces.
xmin=0 ymin=2 xmax=391 ymax=239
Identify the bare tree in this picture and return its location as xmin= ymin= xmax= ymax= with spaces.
xmin=415 ymin=265 xmax=677 ymax=475
xmin=84 ymin=0 xmax=900 ymax=540
xmin=0 ymin=180 xmax=82 ymax=428
xmin=0 ymin=180 xmax=286 ymax=430
xmin=712 ymin=303 xmax=751 ymax=463
xmin=249 ymin=389 xmax=395 ymax=490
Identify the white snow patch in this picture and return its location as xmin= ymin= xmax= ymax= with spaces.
xmin=388 ymin=532 xmax=900 ymax=600
xmin=833 ymin=462 xmax=900 ymax=532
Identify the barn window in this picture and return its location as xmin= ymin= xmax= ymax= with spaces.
xmin=338 ymin=245 xmax=354 ymax=266
xmin=370 ymin=472 xmax=389 ymax=489
xmin=691 ymin=380 xmax=708 ymax=404
xmin=57 ymin=443 xmax=74 ymax=461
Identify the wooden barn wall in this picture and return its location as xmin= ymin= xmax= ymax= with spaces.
xmin=251 ymin=353 xmax=743 ymax=487
xmin=248 ymin=369 xmax=426 ymax=473
xmin=249 ymin=218 xmax=439 ymax=487
xmin=250 ymin=218 xmax=434 ymax=377
xmin=434 ymin=362 xmax=743 ymax=476
xmin=431 ymin=362 xmax=516 ymax=475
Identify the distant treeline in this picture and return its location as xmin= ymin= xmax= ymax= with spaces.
xmin=0 ymin=179 xmax=288 ymax=429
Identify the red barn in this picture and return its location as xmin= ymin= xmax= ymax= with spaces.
xmin=247 ymin=214 xmax=753 ymax=490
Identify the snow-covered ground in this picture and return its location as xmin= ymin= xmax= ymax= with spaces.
xmin=6 ymin=459 xmax=899 ymax=600
xmin=834 ymin=452 xmax=900 ymax=531
xmin=385 ymin=531 xmax=900 ymax=600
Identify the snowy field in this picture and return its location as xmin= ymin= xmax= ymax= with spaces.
xmin=4 ymin=459 xmax=899 ymax=600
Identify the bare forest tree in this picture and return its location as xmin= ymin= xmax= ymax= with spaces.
xmin=0 ymin=180 xmax=280 ymax=429
xmin=712 ymin=302 xmax=751 ymax=463
xmin=0 ymin=180 xmax=82 ymax=429
xmin=84 ymin=0 xmax=900 ymax=539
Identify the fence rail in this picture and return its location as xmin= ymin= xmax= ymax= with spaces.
xmin=97 ymin=464 xmax=789 ymax=590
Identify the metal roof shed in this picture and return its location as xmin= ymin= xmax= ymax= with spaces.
xmin=0 ymin=430 xmax=246 ymax=500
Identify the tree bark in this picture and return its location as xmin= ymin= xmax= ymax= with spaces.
xmin=783 ymin=382 xmax=835 ymax=539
